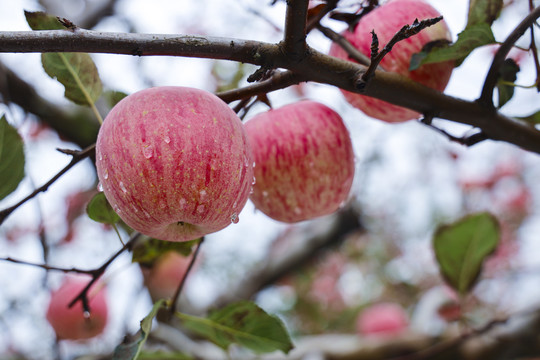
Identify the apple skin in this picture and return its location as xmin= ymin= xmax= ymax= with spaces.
xmin=356 ymin=303 xmax=409 ymax=337
xmin=96 ymin=86 xmax=254 ymax=242
xmin=46 ymin=276 xmax=108 ymax=340
xmin=245 ymin=101 xmax=355 ymax=223
xmin=329 ymin=0 xmax=454 ymax=122
xmin=140 ymin=251 xmax=193 ymax=302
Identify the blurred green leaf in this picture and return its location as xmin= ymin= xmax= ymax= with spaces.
xmin=113 ymin=299 xmax=166 ymax=360
xmin=467 ymin=0 xmax=503 ymax=28
xmin=138 ymin=351 xmax=193 ymax=360
xmin=132 ymin=238 xmax=201 ymax=265
xmin=24 ymin=11 xmax=102 ymax=106
xmin=433 ymin=212 xmax=500 ymax=296
xmin=176 ymin=301 xmax=293 ymax=354
xmin=104 ymin=90 xmax=129 ymax=108
xmin=517 ymin=110 xmax=540 ymax=125
xmin=0 ymin=116 xmax=25 ymax=201
xmin=410 ymin=23 xmax=496 ymax=70
xmin=86 ymin=192 xmax=120 ymax=224
xmin=496 ymin=58 xmax=520 ymax=108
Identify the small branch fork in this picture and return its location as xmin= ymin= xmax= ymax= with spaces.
xmin=0 ymin=144 xmax=96 ymax=226
xmin=356 ymin=16 xmax=443 ymax=90
xmin=479 ymin=5 xmax=540 ymax=107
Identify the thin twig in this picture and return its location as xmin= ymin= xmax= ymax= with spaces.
xmin=479 ymin=5 xmax=540 ymax=107
xmin=0 ymin=144 xmax=96 ymax=226
xmin=0 ymin=257 xmax=98 ymax=274
xmin=317 ymin=24 xmax=373 ymax=67
xmin=529 ymin=0 xmax=540 ymax=91
xmin=168 ymin=238 xmax=204 ymax=317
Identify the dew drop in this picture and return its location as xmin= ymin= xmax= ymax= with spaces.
xmin=197 ymin=204 xmax=205 ymax=214
xmin=143 ymin=145 xmax=154 ymax=159
xmin=97 ymin=182 xmax=104 ymax=192
xmin=231 ymin=213 xmax=239 ymax=224
xmin=103 ymin=169 xmax=109 ymax=180
xmin=98 ymin=153 xmax=103 ymax=161
xmin=164 ymin=135 xmax=171 ymax=144
xmin=83 ymin=311 xmax=91 ymax=319
xmin=119 ymin=181 xmax=127 ymax=193
xmin=251 ymin=176 xmax=257 ymax=185
xmin=294 ymin=207 xmax=302 ymax=215
xmin=262 ymin=190 xmax=269 ymax=197
xmin=199 ymin=190 xmax=208 ymax=202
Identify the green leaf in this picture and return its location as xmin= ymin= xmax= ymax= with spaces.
xmin=410 ymin=23 xmax=496 ymax=70
xmin=433 ymin=212 xmax=500 ymax=296
xmin=467 ymin=0 xmax=503 ymax=28
xmin=176 ymin=301 xmax=293 ymax=354
xmin=132 ymin=238 xmax=201 ymax=265
xmin=496 ymin=58 xmax=520 ymax=108
xmin=138 ymin=351 xmax=193 ymax=360
xmin=24 ymin=11 xmax=103 ymax=106
xmin=104 ymin=90 xmax=129 ymax=108
xmin=0 ymin=116 xmax=25 ymax=201
xmin=24 ymin=11 xmax=65 ymax=30
xmin=41 ymin=52 xmax=103 ymax=106
xmin=113 ymin=299 xmax=166 ymax=360
xmin=517 ymin=110 xmax=540 ymax=125
xmin=86 ymin=192 xmax=120 ymax=224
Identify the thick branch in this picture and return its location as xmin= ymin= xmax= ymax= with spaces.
xmin=479 ymin=5 xmax=540 ymax=107
xmin=282 ymin=0 xmax=309 ymax=60
xmin=2 ymin=30 xmax=540 ymax=153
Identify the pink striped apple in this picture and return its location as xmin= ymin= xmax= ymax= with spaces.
xmin=46 ymin=276 xmax=108 ymax=340
xmin=245 ymin=101 xmax=355 ymax=223
xmin=329 ymin=0 xmax=454 ymax=122
xmin=96 ymin=86 xmax=254 ymax=242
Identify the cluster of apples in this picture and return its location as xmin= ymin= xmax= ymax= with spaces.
xmin=45 ymin=0 xmax=453 ymax=341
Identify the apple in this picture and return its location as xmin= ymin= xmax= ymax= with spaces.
xmin=46 ymin=276 xmax=108 ymax=340
xmin=96 ymin=86 xmax=254 ymax=242
xmin=356 ymin=303 xmax=409 ymax=337
xmin=140 ymin=251 xmax=193 ymax=302
xmin=329 ymin=0 xmax=454 ymax=122
xmin=245 ymin=101 xmax=355 ymax=223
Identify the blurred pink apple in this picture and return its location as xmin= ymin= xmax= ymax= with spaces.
xmin=46 ymin=276 xmax=108 ymax=340
xmin=329 ymin=0 xmax=454 ymax=122
xmin=245 ymin=101 xmax=355 ymax=223
xmin=140 ymin=251 xmax=193 ymax=302
xmin=356 ymin=303 xmax=409 ymax=336
xmin=96 ymin=86 xmax=254 ymax=242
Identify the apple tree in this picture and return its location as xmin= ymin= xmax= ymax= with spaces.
xmin=0 ymin=0 xmax=540 ymax=359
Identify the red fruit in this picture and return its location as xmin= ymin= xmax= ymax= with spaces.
xmin=46 ymin=276 xmax=108 ymax=340
xmin=245 ymin=101 xmax=355 ymax=223
xmin=96 ymin=86 xmax=254 ymax=242
xmin=140 ymin=251 xmax=192 ymax=302
xmin=329 ymin=0 xmax=454 ymax=122
xmin=356 ymin=303 xmax=409 ymax=336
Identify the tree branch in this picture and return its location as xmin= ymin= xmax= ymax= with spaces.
xmin=1 ymin=30 xmax=540 ymax=153
xmin=282 ymin=0 xmax=309 ymax=61
xmin=0 ymin=144 xmax=95 ymax=226
xmin=479 ymin=5 xmax=540 ymax=107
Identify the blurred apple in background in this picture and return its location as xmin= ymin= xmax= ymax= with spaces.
xmin=329 ymin=0 xmax=454 ymax=122
xmin=245 ymin=100 xmax=355 ymax=223
xmin=356 ymin=302 xmax=409 ymax=337
xmin=140 ymin=251 xmax=193 ymax=302
xmin=96 ymin=86 xmax=254 ymax=242
xmin=46 ymin=276 xmax=108 ymax=340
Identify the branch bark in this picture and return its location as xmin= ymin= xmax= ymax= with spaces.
xmin=282 ymin=0 xmax=309 ymax=60
xmin=1 ymin=29 xmax=540 ymax=153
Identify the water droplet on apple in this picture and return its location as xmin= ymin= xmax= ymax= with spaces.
xmin=294 ymin=207 xmax=302 ymax=215
xmin=231 ymin=213 xmax=239 ymax=224
xmin=98 ymin=153 xmax=103 ymax=161
xmin=251 ymin=176 xmax=256 ymax=185
xmin=197 ymin=204 xmax=205 ymax=213
xmin=179 ymin=198 xmax=187 ymax=209
xmin=164 ymin=135 xmax=171 ymax=144
xmin=252 ymin=161 xmax=256 ymax=168
xmin=262 ymin=191 xmax=269 ymax=197
xmin=113 ymin=204 xmax=121 ymax=214
xmin=103 ymin=169 xmax=109 ymax=180
xmin=119 ymin=181 xmax=127 ymax=193
xmin=83 ymin=311 xmax=91 ymax=319
xmin=143 ymin=145 xmax=154 ymax=159
xmin=97 ymin=182 xmax=103 ymax=192
xmin=199 ymin=190 xmax=208 ymax=202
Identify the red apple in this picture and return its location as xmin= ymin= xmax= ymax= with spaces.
xmin=46 ymin=276 xmax=108 ymax=340
xmin=140 ymin=251 xmax=193 ymax=302
xmin=329 ymin=0 xmax=454 ymax=122
xmin=96 ymin=86 xmax=254 ymax=242
xmin=356 ymin=303 xmax=409 ymax=337
xmin=245 ymin=101 xmax=355 ymax=223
